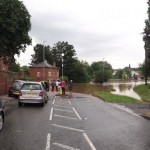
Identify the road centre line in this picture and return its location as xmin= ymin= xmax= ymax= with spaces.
xmin=54 ymin=108 xmax=73 ymax=112
xmin=83 ymin=133 xmax=97 ymax=150
xmin=53 ymin=142 xmax=80 ymax=150
xmin=52 ymin=124 xmax=85 ymax=132
xmin=68 ymin=99 xmax=71 ymax=105
xmin=52 ymin=98 xmax=55 ymax=105
xmin=73 ymin=107 xmax=82 ymax=120
xmin=54 ymin=114 xmax=78 ymax=120
xmin=49 ymin=107 xmax=53 ymax=120
xmin=45 ymin=133 xmax=51 ymax=150
xmin=54 ymin=104 xmax=72 ymax=109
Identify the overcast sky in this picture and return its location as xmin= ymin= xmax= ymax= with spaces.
xmin=15 ymin=0 xmax=148 ymax=69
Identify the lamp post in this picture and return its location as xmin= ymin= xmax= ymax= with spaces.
xmin=62 ymin=53 xmax=64 ymax=79
xmin=43 ymin=41 xmax=46 ymax=80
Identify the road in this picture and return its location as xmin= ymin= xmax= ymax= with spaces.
xmin=0 ymin=94 xmax=150 ymax=150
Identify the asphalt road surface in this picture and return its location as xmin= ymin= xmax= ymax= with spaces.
xmin=0 ymin=94 xmax=150 ymax=150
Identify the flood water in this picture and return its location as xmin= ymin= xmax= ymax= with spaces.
xmin=72 ymin=80 xmax=147 ymax=100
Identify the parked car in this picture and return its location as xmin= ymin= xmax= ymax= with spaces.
xmin=0 ymin=99 xmax=4 ymax=131
xmin=18 ymin=81 xmax=49 ymax=106
xmin=8 ymin=80 xmax=26 ymax=98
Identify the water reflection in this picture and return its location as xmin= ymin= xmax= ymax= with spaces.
xmin=72 ymin=81 xmax=146 ymax=100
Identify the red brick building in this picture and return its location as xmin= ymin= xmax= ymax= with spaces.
xmin=29 ymin=61 xmax=59 ymax=81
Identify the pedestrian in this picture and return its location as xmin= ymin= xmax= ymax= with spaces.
xmin=61 ymin=80 xmax=66 ymax=95
xmin=46 ymin=80 xmax=50 ymax=91
xmin=55 ymin=79 xmax=60 ymax=92
xmin=51 ymin=79 xmax=56 ymax=92
xmin=68 ymin=80 xmax=73 ymax=97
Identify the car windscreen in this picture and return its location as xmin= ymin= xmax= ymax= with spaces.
xmin=21 ymin=83 xmax=42 ymax=90
xmin=12 ymin=81 xmax=24 ymax=89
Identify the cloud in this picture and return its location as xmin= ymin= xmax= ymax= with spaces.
xmin=16 ymin=0 xmax=148 ymax=68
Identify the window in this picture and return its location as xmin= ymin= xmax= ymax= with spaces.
xmin=57 ymin=72 xmax=59 ymax=77
xmin=48 ymin=72 xmax=51 ymax=77
xmin=37 ymin=72 xmax=41 ymax=77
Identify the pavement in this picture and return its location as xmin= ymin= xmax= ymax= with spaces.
xmin=0 ymin=92 xmax=150 ymax=120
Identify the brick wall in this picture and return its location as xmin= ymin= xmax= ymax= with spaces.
xmin=0 ymin=71 xmax=19 ymax=96
xmin=30 ymin=67 xmax=59 ymax=81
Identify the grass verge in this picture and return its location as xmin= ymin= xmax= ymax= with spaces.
xmin=95 ymin=91 xmax=139 ymax=103
xmin=133 ymin=84 xmax=150 ymax=102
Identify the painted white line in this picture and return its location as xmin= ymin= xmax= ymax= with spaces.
xmin=55 ymin=101 xmax=71 ymax=106
xmin=54 ymin=104 xmax=72 ymax=109
xmin=54 ymin=114 xmax=78 ymax=120
xmin=52 ymin=98 xmax=55 ymax=105
xmin=56 ymin=99 xmax=68 ymax=102
xmin=68 ymin=99 xmax=71 ymax=105
xmin=83 ymin=133 xmax=97 ymax=150
xmin=73 ymin=107 xmax=82 ymax=120
xmin=54 ymin=108 xmax=73 ymax=112
xmin=53 ymin=142 xmax=80 ymax=150
xmin=52 ymin=124 xmax=84 ymax=132
xmin=45 ymin=133 xmax=51 ymax=150
xmin=49 ymin=107 xmax=53 ymax=120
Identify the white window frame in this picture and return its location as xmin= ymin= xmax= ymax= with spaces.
xmin=37 ymin=72 xmax=41 ymax=77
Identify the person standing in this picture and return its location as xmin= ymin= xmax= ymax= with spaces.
xmin=51 ymin=79 xmax=56 ymax=92
xmin=55 ymin=79 xmax=60 ymax=92
xmin=61 ymin=80 xmax=65 ymax=95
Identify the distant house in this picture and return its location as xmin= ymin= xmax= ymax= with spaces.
xmin=29 ymin=61 xmax=59 ymax=81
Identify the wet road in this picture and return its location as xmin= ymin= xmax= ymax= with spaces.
xmin=0 ymin=94 xmax=150 ymax=150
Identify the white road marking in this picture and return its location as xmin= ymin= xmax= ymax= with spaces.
xmin=54 ymin=108 xmax=73 ymax=112
xmin=49 ymin=107 xmax=53 ymax=120
xmin=45 ymin=133 xmax=51 ymax=150
xmin=73 ymin=107 xmax=82 ymax=120
xmin=55 ymin=101 xmax=71 ymax=106
xmin=110 ymin=103 xmax=142 ymax=118
xmin=53 ymin=142 xmax=80 ymax=150
xmin=68 ymin=99 xmax=71 ymax=105
xmin=52 ymin=124 xmax=85 ymax=132
xmin=52 ymin=98 xmax=55 ymax=105
xmin=54 ymin=114 xmax=78 ymax=120
xmin=83 ymin=133 xmax=97 ymax=150
xmin=54 ymin=104 xmax=72 ymax=109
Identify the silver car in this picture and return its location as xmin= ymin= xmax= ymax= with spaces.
xmin=18 ymin=81 xmax=49 ymax=106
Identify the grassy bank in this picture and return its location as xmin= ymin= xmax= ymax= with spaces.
xmin=95 ymin=91 xmax=139 ymax=103
xmin=133 ymin=84 xmax=150 ymax=102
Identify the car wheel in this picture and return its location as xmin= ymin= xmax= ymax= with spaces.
xmin=41 ymin=101 xmax=45 ymax=107
xmin=0 ymin=112 xmax=4 ymax=131
xmin=18 ymin=102 xmax=22 ymax=107
xmin=45 ymin=96 xmax=48 ymax=103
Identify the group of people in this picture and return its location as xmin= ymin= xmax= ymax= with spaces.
xmin=44 ymin=79 xmax=73 ymax=96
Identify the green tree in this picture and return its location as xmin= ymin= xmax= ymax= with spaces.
xmin=91 ymin=61 xmax=113 ymax=83
xmin=8 ymin=61 xmax=20 ymax=72
xmin=51 ymin=41 xmax=76 ymax=78
xmin=0 ymin=0 xmax=32 ymax=64
xmin=31 ymin=44 xmax=53 ymax=65
xmin=70 ymin=60 xmax=90 ymax=83
xmin=21 ymin=65 xmax=30 ymax=76
xmin=143 ymin=0 xmax=150 ymax=85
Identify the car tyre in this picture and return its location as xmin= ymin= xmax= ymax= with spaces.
xmin=18 ymin=102 xmax=22 ymax=107
xmin=45 ymin=96 xmax=48 ymax=103
xmin=0 ymin=112 xmax=4 ymax=131
xmin=41 ymin=101 xmax=45 ymax=107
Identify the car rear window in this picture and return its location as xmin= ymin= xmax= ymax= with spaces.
xmin=21 ymin=83 xmax=42 ymax=90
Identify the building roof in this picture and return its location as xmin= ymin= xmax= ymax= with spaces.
xmin=30 ymin=61 xmax=57 ymax=68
